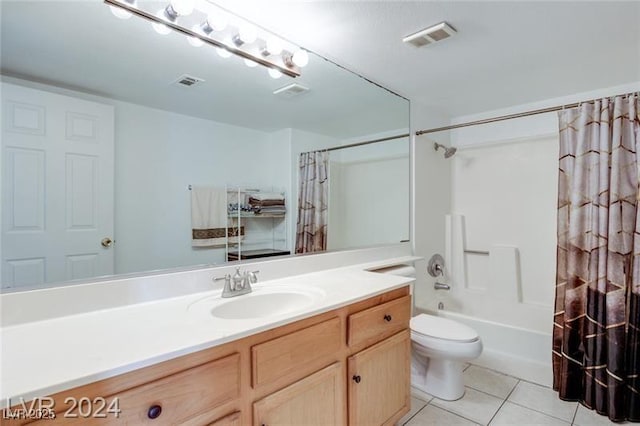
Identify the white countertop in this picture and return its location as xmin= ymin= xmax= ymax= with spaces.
xmin=0 ymin=262 xmax=415 ymax=406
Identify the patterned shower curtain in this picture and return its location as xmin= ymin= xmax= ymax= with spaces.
xmin=553 ymin=94 xmax=640 ymax=422
xmin=295 ymin=151 xmax=329 ymax=254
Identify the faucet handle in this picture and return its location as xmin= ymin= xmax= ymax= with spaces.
xmin=248 ymin=270 xmax=259 ymax=284
xmin=213 ymin=274 xmax=230 ymax=283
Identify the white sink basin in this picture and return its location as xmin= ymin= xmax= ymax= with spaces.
xmin=188 ymin=286 xmax=325 ymax=320
xmin=211 ymin=292 xmax=315 ymax=319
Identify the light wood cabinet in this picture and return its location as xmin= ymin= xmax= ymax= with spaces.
xmin=348 ymin=295 xmax=411 ymax=347
xmin=3 ymin=286 xmax=410 ymax=426
xmin=348 ymin=331 xmax=411 ymax=426
xmin=206 ymin=411 xmax=241 ymax=426
xmin=253 ymin=363 xmax=346 ymax=426
xmin=251 ymin=317 xmax=341 ymax=389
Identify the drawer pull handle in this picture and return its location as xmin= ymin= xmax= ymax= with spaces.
xmin=352 ymin=375 xmax=362 ymax=383
xmin=147 ymin=404 xmax=162 ymax=419
xmin=384 ymin=314 xmax=392 ymax=322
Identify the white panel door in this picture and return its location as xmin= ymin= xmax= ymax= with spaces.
xmin=1 ymin=82 xmax=114 ymax=289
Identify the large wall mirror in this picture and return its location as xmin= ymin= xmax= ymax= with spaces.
xmin=0 ymin=0 xmax=410 ymax=291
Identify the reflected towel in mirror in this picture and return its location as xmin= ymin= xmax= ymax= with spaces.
xmin=191 ymin=186 xmax=243 ymax=247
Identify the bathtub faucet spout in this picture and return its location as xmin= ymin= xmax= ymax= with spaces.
xmin=434 ymin=282 xmax=451 ymax=290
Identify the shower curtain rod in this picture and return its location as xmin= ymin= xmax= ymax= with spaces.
xmin=306 ymin=133 xmax=410 ymax=154
xmin=415 ymin=91 xmax=638 ymax=136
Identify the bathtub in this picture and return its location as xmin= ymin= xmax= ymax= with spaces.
xmin=416 ymin=308 xmax=553 ymax=387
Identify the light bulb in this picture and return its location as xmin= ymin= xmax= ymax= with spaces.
xmin=206 ymin=12 xmax=227 ymax=32
xmin=292 ymin=49 xmax=309 ymax=67
xmin=187 ymin=25 xmax=204 ymax=47
xmin=238 ymin=23 xmax=257 ymax=44
xmin=216 ymin=47 xmax=232 ymax=58
xmin=110 ymin=5 xmax=132 ymax=19
xmin=188 ymin=36 xmax=204 ymax=47
xmin=265 ymin=37 xmax=283 ymax=56
xmin=170 ymin=0 xmax=194 ymax=16
xmin=152 ymin=22 xmax=171 ymax=35
xmin=268 ymin=68 xmax=282 ymax=79
xmin=244 ymin=58 xmax=258 ymax=68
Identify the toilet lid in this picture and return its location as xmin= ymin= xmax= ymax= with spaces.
xmin=410 ymin=314 xmax=479 ymax=342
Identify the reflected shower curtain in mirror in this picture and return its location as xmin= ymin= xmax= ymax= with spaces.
xmin=553 ymin=94 xmax=640 ymax=422
xmin=295 ymin=151 xmax=329 ymax=254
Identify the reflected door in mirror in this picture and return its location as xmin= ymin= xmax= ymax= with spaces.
xmin=1 ymin=83 xmax=115 ymax=289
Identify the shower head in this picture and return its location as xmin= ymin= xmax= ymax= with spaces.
xmin=434 ymin=142 xmax=457 ymax=158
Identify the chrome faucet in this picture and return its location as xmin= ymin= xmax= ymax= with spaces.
xmin=213 ymin=268 xmax=259 ymax=298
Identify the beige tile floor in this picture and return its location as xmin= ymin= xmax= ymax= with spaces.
xmin=399 ymin=365 xmax=630 ymax=426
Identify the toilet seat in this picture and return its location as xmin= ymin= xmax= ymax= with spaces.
xmin=410 ymin=314 xmax=479 ymax=343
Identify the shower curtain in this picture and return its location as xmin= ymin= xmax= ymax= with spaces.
xmin=295 ymin=151 xmax=329 ymax=254
xmin=553 ymin=94 xmax=640 ymax=422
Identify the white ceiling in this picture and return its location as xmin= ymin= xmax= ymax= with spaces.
xmin=214 ymin=0 xmax=640 ymax=117
xmin=3 ymin=1 xmax=638 ymax=131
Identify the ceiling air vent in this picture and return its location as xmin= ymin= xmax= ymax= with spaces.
xmin=172 ymin=74 xmax=205 ymax=88
xmin=403 ymin=22 xmax=457 ymax=48
xmin=273 ymin=83 xmax=310 ymax=98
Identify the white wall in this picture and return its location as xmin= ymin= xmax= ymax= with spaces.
xmin=113 ymin=101 xmax=289 ymax=274
xmin=411 ymin=102 xmax=452 ymax=313
xmin=327 ymin=135 xmax=410 ymax=251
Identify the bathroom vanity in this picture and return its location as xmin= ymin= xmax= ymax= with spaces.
xmin=1 ymin=264 xmax=413 ymax=425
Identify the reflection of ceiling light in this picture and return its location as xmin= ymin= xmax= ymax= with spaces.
xmin=216 ymin=47 xmax=232 ymax=58
xmin=244 ymin=59 xmax=258 ymax=68
xmin=110 ymin=5 xmax=132 ymax=19
xmin=106 ymin=0 xmax=304 ymax=78
xmin=268 ymin=68 xmax=283 ymax=79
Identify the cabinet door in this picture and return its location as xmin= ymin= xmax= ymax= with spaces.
xmin=253 ymin=363 xmax=345 ymax=426
xmin=348 ymin=330 xmax=410 ymax=426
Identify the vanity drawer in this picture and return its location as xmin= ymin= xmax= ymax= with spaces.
xmin=252 ymin=317 xmax=341 ymax=389
xmin=108 ymin=353 xmax=240 ymax=425
xmin=348 ymin=295 xmax=411 ymax=347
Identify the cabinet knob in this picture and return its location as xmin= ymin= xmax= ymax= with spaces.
xmin=384 ymin=314 xmax=392 ymax=322
xmin=147 ymin=404 xmax=162 ymax=419
xmin=352 ymin=375 xmax=361 ymax=383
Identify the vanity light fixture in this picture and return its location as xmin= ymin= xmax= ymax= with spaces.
xmin=105 ymin=0 xmax=307 ymax=78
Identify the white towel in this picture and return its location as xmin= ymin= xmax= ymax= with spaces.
xmin=191 ymin=186 xmax=242 ymax=247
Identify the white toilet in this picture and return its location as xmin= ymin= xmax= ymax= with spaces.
xmin=410 ymin=313 xmax=483 ymax=401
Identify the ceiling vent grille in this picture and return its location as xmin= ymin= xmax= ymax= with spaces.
xmin=172 ymin=74 xmax=205 ymax=87
xmin=273 ymin=83 xmax=310 ymax=98
xmin=403 ymin=22 xmax=457 ymax=48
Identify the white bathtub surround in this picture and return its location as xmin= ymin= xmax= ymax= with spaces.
xmin=0 ymin=253 xmax=416 ymax=408
xmin=434 ymin=309 xmax=552 ymax=387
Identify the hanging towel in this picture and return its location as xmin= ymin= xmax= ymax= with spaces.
xmin=191 ymin=186 xmax=243 ymax=247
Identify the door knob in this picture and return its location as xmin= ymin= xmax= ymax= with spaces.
xmin=101 ymin=237 xmax=113 ymax=248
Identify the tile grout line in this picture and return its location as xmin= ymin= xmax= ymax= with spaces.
xmin=428 ymin=400 xmax=486 ymax=426
xmin=506 ymin=398 xmax=577 ymax=424
xmin=486 ymin=379 xmax=520 ymax=425
xmin=401 ymin=399 xmax=431 ymax=425
xmin=570 ymin=402 xmax=579 ymax=425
